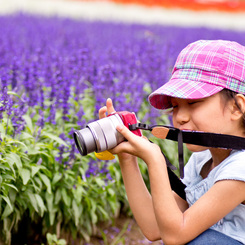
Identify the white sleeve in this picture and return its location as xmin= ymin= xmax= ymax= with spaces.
xmin=182 ymin=150 xmax=211 ymax=185
xmin=215 ymin=151 xmax=245 ymax=183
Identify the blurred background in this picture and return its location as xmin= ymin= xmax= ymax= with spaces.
xmin=1 ymin=1 xmax=245 ymax=245
xmin=1 ymin=0 xmax=245 ymax=30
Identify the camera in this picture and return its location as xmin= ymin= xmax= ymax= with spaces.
xmin=73 ymin=111 xmax=142 ymax=156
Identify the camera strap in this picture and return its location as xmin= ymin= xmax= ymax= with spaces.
xmin=129 ymin=123 xmax=245 ymax=199
xmin=130 ymin=123 xmax=245 ymax=149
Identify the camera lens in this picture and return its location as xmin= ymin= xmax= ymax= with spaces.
xmin=73 ymin=114 xmax=125 ymax=156
xmin=73 ymin=131 xmax=86 ymax=155
xmin=73 ymin=128 xmax=97 ymax=156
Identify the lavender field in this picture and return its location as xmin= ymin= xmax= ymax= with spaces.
xmin=1 ymin=13 xmax=245 ymax=244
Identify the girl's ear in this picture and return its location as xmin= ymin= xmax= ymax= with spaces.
xmin=231 ymin=94 xmax=245 ymax=120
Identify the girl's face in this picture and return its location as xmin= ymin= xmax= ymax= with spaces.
xmin=171 ymin=93 xmax=238 ymax=152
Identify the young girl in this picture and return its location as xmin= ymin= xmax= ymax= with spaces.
xmin=99 ymin=40 xmax=245 ymax=244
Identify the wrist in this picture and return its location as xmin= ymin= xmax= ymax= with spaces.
xmin=141 ymin=144 xmax=163 ymax=165
xmin=118 ymin=153 xmax=137 ymax=164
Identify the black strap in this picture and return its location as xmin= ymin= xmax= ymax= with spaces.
xmin=129 ymin=123 xmax=245 ymax=199
xmin=148 ymin=139 xmax=186 ymax=200
xmin=129 ymin=124 xmax=185 ymax=178
xmin=157 ymin=125 xmax=245 ymax=180
xmin=164 ymin=126 xmax=245 ymax=150
xmin=164 ymin=155 xmax=186 ymax=200
xmin=177 ymin=130 xmax=184 ymax=179
xmin=129 ymin=123 xmax=245 ymax=150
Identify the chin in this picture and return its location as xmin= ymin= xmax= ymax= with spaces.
xmin=186 ymin=144 xmax=208 ymax=152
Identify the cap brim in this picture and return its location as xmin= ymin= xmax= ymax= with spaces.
xmin=148 ymin=78 xmax=224 ymax=110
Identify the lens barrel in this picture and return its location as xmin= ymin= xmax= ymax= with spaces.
xmin=73 ymin=128 xmax=97 ymax=156
xmin=73 ymin=114 xmax=125 ymax=156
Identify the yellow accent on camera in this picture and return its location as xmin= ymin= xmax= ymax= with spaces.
xmin=94 ymin=151 xmax=115 ymax=160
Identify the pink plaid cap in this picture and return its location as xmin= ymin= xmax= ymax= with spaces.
xmin=149 ymin=40 xmax=245 ymax=109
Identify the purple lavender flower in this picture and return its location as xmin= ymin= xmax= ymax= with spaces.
xmin=36 ymin=110 xmax=45 ymax=128
xmin=2 ymin=13 xmax=245 ymax=178
xmin=55 ymin=133 xmax=70 ymax=165
xmin=85 ymin=159 xmax=100 ymax=178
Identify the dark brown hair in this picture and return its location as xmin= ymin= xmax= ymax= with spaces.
xmin=220 ymin=89 xmax=245 ymax=128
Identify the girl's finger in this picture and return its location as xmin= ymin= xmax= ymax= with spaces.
xmin=99 ymin=106 xmax=107 ymax=119
xmin=116 ymin=124 xmax=135 ymax=141
xmin=106 ymin=98 xmax=116 ymax=115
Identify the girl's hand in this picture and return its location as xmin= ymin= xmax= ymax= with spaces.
xmin=98 ymin=98 xmax=136 ymax=162
xmin=98 ymin=98 xmax=116 ymax=119
xmin=110 ymin=124 xmax=162 ymax=164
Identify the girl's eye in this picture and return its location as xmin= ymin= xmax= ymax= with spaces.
xmin=188 ymin=100 xmax=201 ymax=105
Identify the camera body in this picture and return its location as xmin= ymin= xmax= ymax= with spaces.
xmin=73 ymin=111 xmax=142 ymax=156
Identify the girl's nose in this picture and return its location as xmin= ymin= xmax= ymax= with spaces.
xmin=174 ymin=107 xmax=190 ymax=126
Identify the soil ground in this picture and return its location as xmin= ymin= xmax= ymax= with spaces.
xmin=9 ymin=214 xmax=162 ymax=245
xmin=87 ymin=215 xmax=163 ymax=245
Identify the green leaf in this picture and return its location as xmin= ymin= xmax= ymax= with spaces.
xmin=0 ymin=124 xmax=6 ymax=138
xmin=99 ymin=229 xmax=108 ymax=245
xmin=45 ymin=192 xmax=56 ymax=225
xmin=49 ymin=211 xmax=56 ymax=226
xmin=1 ymin=204 xmax=13 ymax=218
xmin=47 ymin=233 xmax=57 ymax=243
xmin=1 ymin=174 xmax=15 ymax=181
xmin=73 ymin=186 xmax=84 ymax=203
xmin=72 ymin=199 xmax=80 ymax=226
xmin=8 ymin=188 xmax=17 ymax=203
xmin=80 ymin=230 xmax=90 ymax=242
xmin=61 ymin=188 xmax=71 ymax=207
xmin=0 ymin=195 xmax=13 ymax=212
xmin=27 ymin=192 xmax=46 ymax=216
xmin=58 ymin=239 xmax=67 ymax=245
xmin=9 ymin=139 xmax=28 ymax=150
xmin=45 ymin=192 xmax=54 ymax=212
xmin=31 ymin=165 xmax=42 ymax=177
xmin=42 ymin=132 xmax=68 ymax=147
xmin=3 ymin=183 xmax=18 ymax=192
xmin=32 ymin=176 xmax=43 ymax=191
xmin=90 ymin=200 xmax=98 ymax=224
xmin=95 ymin=178 xmax=105 ymax=187
xmin=39 ymin=173 xmax=51 ymax=194
xmin=108 ymin=188 xmax=115 ymax=196
xmin=55 ymin=189 xmax=62 ymax=205
xmin=7 ymin=91 xmax=21 ymax=98
xmin=20 ymin=132 xmax=34 ymax=141
xmin=6 ymin=153 xmax=22 ymax=170
xmin=52 ymin=172 xmax=62 ymax=185
xmin=22 ymin=114 xmax=34 ymax=134
xmin=19 ymin=168 xmax=31 ymax=185
xmin=97 ymin=205 xmax=109 ymax=220
xmin=27 ymin=192 xmax=39 ymax=212
xmin=35 ymin=194 xmax=46 ymax=217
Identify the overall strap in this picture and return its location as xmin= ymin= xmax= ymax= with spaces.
xmin=129 ymin=123 xmax=245 ymax=200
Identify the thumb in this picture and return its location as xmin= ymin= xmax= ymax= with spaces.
xmin=116 ymin=124 xmax=135 ymax=140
